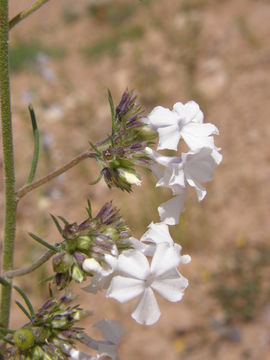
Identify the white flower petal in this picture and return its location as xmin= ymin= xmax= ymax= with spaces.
xmin=131 ymin=288 xmax=161 ymax=325
xmin=94 ymin=319 xmax=124 ymax=345
xmin=181 ymin=128 xmax=215 ymax=151
xmin=146 ymin=147 xmax=179 ymax=167
xmin=158 ymin=193 xmax=186 ymax=225
xmin=116 ymin=250 xmax=150 ymax=280
xmin=141 ymin=222 xmax=173 ymax=246
xmin=148 ymin=106 xmax=177 ymax=129
xmin=151 ymin=276 xmax=188 ymax=302
xmin=107 ymin=276 xmax=144 ymax=303
xmin=70 ymin=349 xmax=94 ymax=360
xmin=151 ymin=243 xmax=180 ymax=277
xmin=173 ymin=101 xmax=204 ymax=124
xmin=157 ymin=124 xmax=181 ymax=151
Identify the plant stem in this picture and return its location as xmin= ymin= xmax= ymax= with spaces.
xmin=8 ymin=0 xmax=51 ymax=30
xmin=0 ymin=0 xmax=17 ymax=328
xmin=4 ymin=249 xmax=54 ymax=278
xmin=16 ymin=150 xmax=96 ymax=200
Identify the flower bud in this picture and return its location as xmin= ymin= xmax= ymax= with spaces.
xmin=53 ymin=252 xmax=74 ymax=273
xmin=51 ymin=316 xmax=68 ymax=329
xmin=33 ymin=346 xmax=45 ymax=358
xmin=72 ymin=264 xmax=85 ymax=283
xmin=117 ymin=168 xmax=141 ymax=186
xmin=13 ymin=328 xmax=34 ymax=351
xmin=77 ymin=235 xmax=92 ymax=251
xmin=134 ymin=125 xmax=158 ymax=141
xmin=103 ymin=226 xmax=119 ymax=241
xmin=82 ymin=258 xmax=102 ymax=274
xmin=32 ymin=326 xmax=49 ymax=344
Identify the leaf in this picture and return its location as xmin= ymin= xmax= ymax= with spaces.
xmin=26 ymin=104 xmax=40 ymax=184
xmin=28 ymin=232 xmax=59 ymax=252
xmin=15 ymin=301 xmax=32 ymax=320
xmin=86 ymin=199 xmax=92 ymax=218
xmin=89 ymin=172 xmax=103 ymax=185
xmin=14 ymin=285 xmax=34 ymax=316
xmin=107 ymin=89 xmax=115 ymax=120
xmin=50 ymin=214 xmax=63 ymax=235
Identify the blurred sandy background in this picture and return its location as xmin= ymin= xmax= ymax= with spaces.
xmin=1 ymin=0 xmax=270 ymax=359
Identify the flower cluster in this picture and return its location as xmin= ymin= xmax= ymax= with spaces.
xmin=146 ymin=100 xmax=222 ymax=224
xmin=5 ymin=294 xmax=89 ymax=359
xmin=52 ymin=202 xmax=131 ymax=289
xmin=94 ymin=89 xmax=157 ymax=192
xmin=5 ymin=294 xmax=123 ymax=360
xmin=80 ymin=99 xmax=221 ymax=327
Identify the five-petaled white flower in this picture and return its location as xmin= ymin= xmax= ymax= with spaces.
xmin=107 ymin=243 xmax=188 ymax=325
xmin=147 ymin=101 xmax=219 ymax=151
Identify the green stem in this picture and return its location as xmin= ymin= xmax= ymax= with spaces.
xmin=0 ymin=0 xmax=17 ymax=329
xmin=16 ymin=150 xmax=96 ymax=200
xmin=8 ymin=0 xmax=50 ymax=30
xmin=3 ymin=250 xmax=54 ymax=278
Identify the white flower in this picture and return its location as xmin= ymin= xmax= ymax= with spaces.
xmin=73 ymin=319 xmax=124 ymax=360
xmin=147 ymin=146 xmax=222 ymax=224
xmin=147 ymin=101 xmax=219 ymax=151
xmin=140 ymin=222 xmax=191 ymax=263
xmin=107 ymin=243 xmax=189 ymax=325
xmin=94 ymin=319 xmax=124 ymax=360
xmin=83 ymin=254 xmax=118 ymax=294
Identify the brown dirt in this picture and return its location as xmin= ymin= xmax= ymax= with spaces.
xmin=1 ymin=0 xmax=270 ymax=359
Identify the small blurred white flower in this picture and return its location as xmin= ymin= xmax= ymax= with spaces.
xmin=94 ymin=319 xmax=125 ymax=360
xmin=107 ymin=243 xmax=189 ymax=325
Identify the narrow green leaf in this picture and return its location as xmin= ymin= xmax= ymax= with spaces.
xmin=50 ymin=214 xmax=63 ymax=235
xmin=89 ymin=172 xmax=103 ymax=185
xmin=86 ymin=199 xmax=92 ymax=218
xmin=107 ymin=89 xmax=115 ymax=120
xmin=28 ymin=232 xmax=59 ymax=252
xmin=0 ymin=327 xmax=15 ymax=334
xmin=89 ymin=141 xmax=101 ymax=156
xmin=57 ymin=216 xmax=69 ymax=226
xmin=0 ymin=276 xmax=10 ymax=287
xmin=15 ymin=301 xmax=32 ymax=320
xmin=14 ymin=285 xmax=34 ymax=316
xmin=26 ymin=104 xmax=40 ymax=184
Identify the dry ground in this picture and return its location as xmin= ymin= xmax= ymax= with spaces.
xmin=1 ymin=0 xmax=270 ymax=359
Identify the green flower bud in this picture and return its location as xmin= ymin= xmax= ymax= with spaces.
xmin=13 ymin=328 xmax=34 ymax=351
xmin=32 ymin=326 xmax=49 ymax=344
xmin=33 ymin=346 xmax=45 ymax=359
xmin=72 ymin=264 xmax=85 ymax=283
xmin=103 ymin=226 xmax=119 ymax=241
xmin=134 ymin=125 xmax=158 ymax=141
xmin=53 ymin=252 xmax=74 ymax=273
xmin=65 ymin=238 xmax=78 ymax=253
xmin=51 ymin=316 xmax=67 ymax=329
xmin=77 ymin=236 xmax=92 ymax=251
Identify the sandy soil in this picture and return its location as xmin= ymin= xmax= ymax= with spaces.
xmin=1 ymin=0 xmax=270 ymax=359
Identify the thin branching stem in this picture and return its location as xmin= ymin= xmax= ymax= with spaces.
xmin=8 ymin=0 xmax=51 ymax=30
xmin=16 ymin=150 xmax=96 ymax=200
xmin=4 ymin=250 xmax=55 ymax=278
